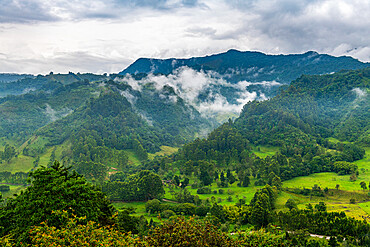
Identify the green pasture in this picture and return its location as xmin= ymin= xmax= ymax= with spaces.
xmin=283 ymin=172 xmax=369 ymax=192
xmin=1 ymin=184 xmax=27 ymax=198
xmin=283 ymin=146 xmax=369 ymax=192
xmin=0 ymin=154 xmax=34 ymax=173
xmin=125 ymin=150 xmax=141 ymax=166
xmin=148 ymin=146 xmax=179 ymax=159
xmin=111 ymin=200 xmax=178 ymax=222
xmin=359 ymin=201 xmax=370 ymax=216
xmin=251 ymin=145 xmax=279 ymax=158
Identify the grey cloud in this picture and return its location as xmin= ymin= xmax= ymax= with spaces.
xmin=114 ymin=0 xmax=202 ymax=9
xmin=0 ymin=0 xmax=59 ymax=23
xmin=0 ymin=0 xmax=204 ymax=23
xmin=186 ymin=27 xmax=217 ymax=37
xmin=222 ymin=0 xmax=370 ymax=60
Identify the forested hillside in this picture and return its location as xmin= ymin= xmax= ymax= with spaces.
xmin=0 ymin=58 xmax=369 ymax=246
xmin=162 ymin=68 xmax=369 ymax=184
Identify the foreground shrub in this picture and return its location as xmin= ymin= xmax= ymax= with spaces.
xmin=28 ymin=211 xmax=143 ymax=247
xmin=145 ymin=216 xmax=236 ymax=247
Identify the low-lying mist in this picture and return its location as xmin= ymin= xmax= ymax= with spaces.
xmin=115 ymin=66 xmax=281 ymax=119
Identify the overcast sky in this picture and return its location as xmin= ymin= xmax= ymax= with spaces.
xmin=0 ymin=0 xmax=369 ymax=74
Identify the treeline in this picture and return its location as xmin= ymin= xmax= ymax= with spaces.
xmin=0 ymin=171 xmax=28 ymax=185
xmin=0 ymin=144 xmax=16 ymax=162
xmin=146 ymin=184 xmax=277 ymax=229
xmin=101 ymin=170 xmax=164 ymax=201
xmin=277 ymin=206 xmax=370 ymax=246
xmin=153 ymin=130 xmax=363 ymax=190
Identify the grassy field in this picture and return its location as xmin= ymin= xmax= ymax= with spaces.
xmin=0 ymin=154 xmax=34 ymax=173
xmin=359 ymin=201 xmax=370 ymax=216
xmin=1 ymin=184 xmax=27 ymax=198
xmin=283 ymin=146 xmax=370 ymax=192
xmin=125 ymin=150 xmax=142 ymax=166
xmin=251 ymin=145 xmax=279 ymax=158
xmin=111 ymin=201 xmax=177 ymax=222
xmin=279 ymin=147 xmax=370 ymax=219
xmin=148 ymin=146 xmax=179 ymax=159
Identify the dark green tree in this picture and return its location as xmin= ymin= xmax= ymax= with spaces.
xmin=199 ymin=171 xmax=213 ymax=186
xmin=242 ymin=175 xmax=250 ymax=187
xmin=360 ymin=181 xmax=367 ymax=190
xmin=0 ymin=161 xmax=114 ymax=244
xmin=285 ymin=199 xmax=297 ymax=210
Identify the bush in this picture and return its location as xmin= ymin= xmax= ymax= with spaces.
xmin=254 ymin=179 xmax=266 ymax=186
xmin=0 ymin=185 xmax=10 ymax=192
xmin=161 ymin=210 xmax=176 ymax=219
xmin=145 ymin=217 xmax=236 ymax=247
xmin=227 ymin=189 xmax=235 ymax=195
xmin=197 ymin=187 xmax=212 ymax=194
xmin=218 ymin=189 xmax=224 ymax=194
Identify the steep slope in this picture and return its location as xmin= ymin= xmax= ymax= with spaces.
xmin=234 ymin=68 xmax=370 ymax=146
xmin=37 ymin=80 xmax=212 ymax=152
xmin=0 ymin=80 xmax=97 ymax=142
xmin=167 ymin=68 xmax=368 ymax=184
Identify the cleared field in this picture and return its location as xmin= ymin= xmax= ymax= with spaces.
xmin=148 ymin=146 xmax=179 ymax=159
xmin=1 ymin=184 xmax=27 ymax=198
xmin=125 ymin=150 xmax=142 ymax=166
xmin=251 ymin=145 xmax=279 ymax=158
xmin=283 ymin=172 xmax=369 ymax=192
xmin=0 ymin=154 xmax=34 ymax=173
xmin=359 ymin=201 xmax=370 ymax=216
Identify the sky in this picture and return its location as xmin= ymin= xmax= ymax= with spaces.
xmin=0 ymin=0 xmax=369 ymax=74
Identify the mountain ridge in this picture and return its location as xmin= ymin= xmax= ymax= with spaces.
xmin=120 ymin=49 xmax=369 ymax=84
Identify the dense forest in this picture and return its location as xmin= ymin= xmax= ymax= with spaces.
xmin=0 ymin=54 xmax=369 ymax=246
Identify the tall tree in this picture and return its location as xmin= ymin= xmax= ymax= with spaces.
xmin=0 ymin=161 xmax=114 ymax=244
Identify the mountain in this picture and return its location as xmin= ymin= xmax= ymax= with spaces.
xmin=119 ymin=50 xmax=369 ymax=115
xmin=0 ymin=72 xmax=107 ymax=98
xmin=171 ymin=67 xmax=369 ymax=182
xmin=35 ymin=79 xmax=212 ymax=151
xmin=0 ymin=73 xmax=33 ymax=83
xmin=120 ymin=50 xmax=369 ymax=83
xmin=0 ymin=72 xmax=213 ymax=165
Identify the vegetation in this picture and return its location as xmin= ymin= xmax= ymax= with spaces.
xmin=0 ymin=66 xmax=369 ymax=245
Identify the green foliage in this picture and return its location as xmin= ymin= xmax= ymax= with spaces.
xmin=102 ymin=170 xmax=164 ymax=201
xmin=0 ymin=185 xmax=9 ymax=192
xmin=0 ymin=161 xmax=114 ymax=243
xmin=145 ymin=216 xmax=235 ymax=247
xmin=27 ymin=211 xmax=142 ymax=247
xmin=285 ymin=199 xmax=298 ymax=210
xmin=276 ymin=208 xmax=370 ymax=245
xmin=250 ymin=185 xmax=277 ymax=228
xmin=237 ymin=229 xmax=291 ymax=247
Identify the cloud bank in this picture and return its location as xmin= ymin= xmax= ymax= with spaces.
xmin=0 ymin=0 xmax=369 ymax=74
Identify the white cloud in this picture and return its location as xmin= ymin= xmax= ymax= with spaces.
xmin=0 ymin=0 xmax=369 ymax=74
xmin=118 ymin=66 xmax=273 ymax=117
xmin=44 ymin=103 xmax=73 ymax=122
xmin=352 ymin=88 xmax=367 ymax=98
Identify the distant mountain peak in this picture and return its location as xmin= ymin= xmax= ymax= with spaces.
xmin=120 ymin=50 xmax=368 ymax=84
